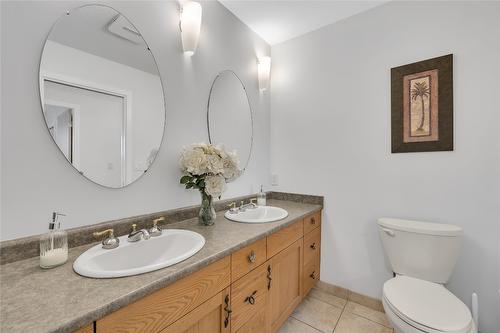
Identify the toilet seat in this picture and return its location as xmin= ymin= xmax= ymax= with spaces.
xmin=383 ymin=276 xmax=472 ymax=333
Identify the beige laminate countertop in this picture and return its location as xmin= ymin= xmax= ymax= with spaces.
xmin=0 ymin=199 xmax=322 ymax=333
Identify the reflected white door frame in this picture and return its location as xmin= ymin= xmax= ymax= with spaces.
xmin=40 ymin=72 xmax=132 ymax=187
xmin=44 ymin=99 xmax=81 ymax=169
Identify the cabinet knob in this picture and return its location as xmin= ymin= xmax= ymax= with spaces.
xmin=310 ymin=271 xmax=316 ymax=279
xmin=310 ymin=242 xmax=316 ymax=250
xmin=248 ymin=250 xmax=257 ymax=263
xmin=311 ymin=217 xmax=316 ymax=225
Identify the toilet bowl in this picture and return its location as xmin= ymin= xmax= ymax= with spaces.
xmin=382 ymin=275 xmax=476 ymax=333
xmin=377 ymin=218 xmax=475 ymax=333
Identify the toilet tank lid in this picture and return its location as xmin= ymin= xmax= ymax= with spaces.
xmin=377 ymin=218 xmax=463 ymax=236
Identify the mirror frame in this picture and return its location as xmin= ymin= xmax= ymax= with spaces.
xmin=207 ymin=70 xmax=254 ymax=171
xmin=38 ymin=4 xmax=167 ymax=189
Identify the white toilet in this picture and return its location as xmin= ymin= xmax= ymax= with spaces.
xmin=377 ymin=218 xmax=476 ymax=333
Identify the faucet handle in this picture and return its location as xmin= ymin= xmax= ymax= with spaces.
xmin=250 ymin=198 xmax=257 ymax=205
xmin=93 ymin=229 xmax=119 ymax=249
xmin=228 ymin=202 xmax=236 ymax=209
xmin=153 ymin=217 xmax=165 ymax=226
xmin=131 ymin=224 xmax=137 ymax=233
xmin=149 ymin=217 xmax=164 ymax=237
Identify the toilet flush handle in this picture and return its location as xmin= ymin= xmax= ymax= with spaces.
xmin=382 ymin=228 xmax=395 ymax=237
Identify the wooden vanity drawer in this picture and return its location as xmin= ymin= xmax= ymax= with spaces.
xmin=231 ymin=238 xmax=267 ymax=282
xmin=302 ymin=258 xmax=320 ymax=296
xmin=303 ymin=211 xmax=321 ymax=235
xmin=267 ymin=220 xmax=303 ymax=258
xmin=303 ymin=227 xmax=321 ymax=267
xmin=231 ymin=263 xmax=269 ymax=332
xmin=96 ymin=256 xmax=231 ymax=333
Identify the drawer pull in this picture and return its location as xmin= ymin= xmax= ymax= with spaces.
xmin=310 ymin=271 xmax=316 ymax=279
xmin=248 ymin=250 xmax=257 ymax=263
xmin=244 ymin=290 xmax=257 ymax=305
xmin=311 ymin=217 xmax=316 ymax=225
xmin=224 ymin=294 xmax=232 ymax=328
xmin=267 ymin=265 xmax=272 ymax=290
xmin=310 ymin=242 xmax=316 ymax=250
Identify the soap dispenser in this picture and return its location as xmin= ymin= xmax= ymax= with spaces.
xmin=40 ymin=212 xmax=68 ymax=269
xmin=257 ymin=185 xmax=267 ymax=206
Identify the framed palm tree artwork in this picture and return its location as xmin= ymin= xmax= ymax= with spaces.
xmin=391 ymin=54 xmax=453 ymax=153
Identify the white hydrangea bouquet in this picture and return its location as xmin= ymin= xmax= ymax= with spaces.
xmin=180 ymin=143 xmax=241 ymax=225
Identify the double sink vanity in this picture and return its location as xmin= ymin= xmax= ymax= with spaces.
xmin=0 ymin=194 xmax=322 ymax=333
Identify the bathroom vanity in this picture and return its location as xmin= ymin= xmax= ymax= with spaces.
xmin=0 ymin=197 xmax=322 ymax=333
xmin=94 ymin=210 xmax=321 ymax=333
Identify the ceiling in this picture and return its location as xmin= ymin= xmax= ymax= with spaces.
xmin=219 ymin=0 xmax=389 ymax=45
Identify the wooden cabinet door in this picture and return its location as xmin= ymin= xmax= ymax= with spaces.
xmin=231 ymin=263 xmax=269 ymax=332
xmin=235 ymin=307 xmax=268 ymax=333
xmin=161 ymin=287 xmax=231 ymax=333
xmin=268 ymin=239 xmax=303 ymax=333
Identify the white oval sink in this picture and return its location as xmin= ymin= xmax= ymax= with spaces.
xmin=225 ymin=206 xmax=288 ymax=223
xmin=73 ymin=229 xmax=205 ymax=278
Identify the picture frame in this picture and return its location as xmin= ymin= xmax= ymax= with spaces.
xmin=391 ymin=54 xmax=453 ymax=153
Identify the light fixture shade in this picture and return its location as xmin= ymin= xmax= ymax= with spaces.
xmin=180 ymin=1 xmax=202 ymax=56
xmin=258 ymin=56 xmax=271 ymax=91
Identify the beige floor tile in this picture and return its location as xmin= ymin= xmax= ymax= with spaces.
xmin=277 ymin=317 xmax=323 ymax=333
xmin=345 ymin=301 xmax=392 ymax=328
xmin=309 ymin=288 xmax=347 ymax=309
xmin=291 ymin=296 xmax=343 ymax=333
xmin=334 ymin=311 xmax=393 ymax=333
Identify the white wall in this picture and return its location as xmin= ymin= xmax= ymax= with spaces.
xmin=270 ymin=1 xmax=499 ymax=332
xmin=0 ymin=1 xmax=270 ymax=240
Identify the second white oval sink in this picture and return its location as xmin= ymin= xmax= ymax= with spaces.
xmin=225 ymin=206 xmax=288 ymax=223
xmin=73 ymin=229 xmax=205 ymax=278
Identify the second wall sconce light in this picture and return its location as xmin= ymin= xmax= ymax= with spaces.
xmin=258 ymin=56 xmax=271 ymax=91
xmin=180 ymin=1 xmax=202 ymax=56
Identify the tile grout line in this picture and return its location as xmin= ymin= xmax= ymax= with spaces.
xmin=311 ymin=288 xmax=393 ymax=331
xmin=331 ymin=301 xmax=347 ymax=333
xmin=289 ymin=316 xmax=325 ymax=333
xmin=343 ymin=301 xmax=394 ymax=329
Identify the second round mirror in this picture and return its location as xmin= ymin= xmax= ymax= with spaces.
xmin=207 ymin=70 xmax=253 ymax=170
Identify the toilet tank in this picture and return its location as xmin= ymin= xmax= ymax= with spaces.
xmin=377 ymin=218 xmax=462 ymax=284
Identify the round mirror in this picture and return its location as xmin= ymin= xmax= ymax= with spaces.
xmin=207 ymin=70 xmax=253 ymax=170
xmin=39 ymin=5 xmax=165 ymax=188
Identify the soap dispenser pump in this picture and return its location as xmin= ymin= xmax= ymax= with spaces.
xmin=40 ymin=212 xmax=68 ymax=269
xmin=257 ymin=185 xmax=267 ymax=206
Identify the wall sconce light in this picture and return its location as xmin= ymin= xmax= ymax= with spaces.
xmin=180 ymin=1 xmax=202 ymax=56
xmin=257 ymin=56 xmax=271 ymax=91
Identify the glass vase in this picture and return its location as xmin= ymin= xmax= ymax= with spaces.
xmin=199 ymin=191 xmax=216 ymax=226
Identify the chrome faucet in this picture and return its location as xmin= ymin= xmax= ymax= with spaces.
xmin=239 ymin=199 xmax=258 ymax=212
xmin=93 ymin=228 xmax=120 ymax=249
xmin=148 ymin=217 xmax=165 ymax=237
xmin=128 ymin=224 xmax=151 ymax=242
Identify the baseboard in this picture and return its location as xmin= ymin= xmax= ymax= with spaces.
xmin=316 ymin=280 xmax=385 ymax=313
